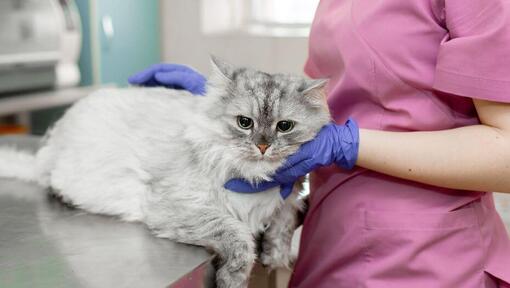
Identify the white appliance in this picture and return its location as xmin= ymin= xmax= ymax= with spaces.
xmin=55 ymin=0 xmax=82 ymax=88
xmin=0 ymin=0 xmax=82 ymax=94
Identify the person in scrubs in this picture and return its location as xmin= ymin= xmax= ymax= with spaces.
xmin=129 ymin=0 xmax=510 ymax=286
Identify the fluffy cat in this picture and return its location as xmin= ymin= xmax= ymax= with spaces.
xmin=0 ymin=57 xmax=330 ymax=288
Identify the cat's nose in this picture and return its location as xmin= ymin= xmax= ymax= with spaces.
xmin=256 ymin=144 xmax=270 ymax=154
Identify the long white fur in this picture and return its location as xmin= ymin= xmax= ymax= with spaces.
xmin=0 ymin=87 xmax=286 ymax=231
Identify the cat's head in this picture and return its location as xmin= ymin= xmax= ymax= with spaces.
xmin=202 ymin=57 xmax=331 ymax=180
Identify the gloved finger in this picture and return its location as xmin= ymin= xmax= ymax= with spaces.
xmin=128 ymin=66 xmax=158 ymax=84
xmin=153 ymin=63 xmax=200 ymax=73
xmin=143 ymin=77 xmax=163 ymax=87
xmin=280 ymin=182 xmax=294 ymax=199
xmin=154 ymin=71 xmax=207 ymax=94
xmin=275 ymin=152 xmax=310 ymax=177
xmin=274 ymin=159 xmax=314 ymax=183
xmin=129 ymin=63 xmax=202 ymax=85
xmin=278 ymin=140 xmax=315 ymax=170
xmin=224 ymin=179 xmax=280 ymax=193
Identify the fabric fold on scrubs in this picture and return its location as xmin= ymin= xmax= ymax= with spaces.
xmin=433 ymin=0 xmax=510 ymax=102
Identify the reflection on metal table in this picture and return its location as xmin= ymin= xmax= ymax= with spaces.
xmin=0 ymin=136 xmax=215 ymax=288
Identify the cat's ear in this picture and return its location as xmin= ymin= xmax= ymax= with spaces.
xmin=300 ymin=78 xmax=328 ymax=107
xmin=210 ymin=55 xmax=235 ymax=81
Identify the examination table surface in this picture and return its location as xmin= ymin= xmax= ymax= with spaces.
xmin=0 ymin=136 xmax=216 ymax=288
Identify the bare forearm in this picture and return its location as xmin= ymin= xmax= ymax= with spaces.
xmin=356 ymin=125 xmax=510 ymax=193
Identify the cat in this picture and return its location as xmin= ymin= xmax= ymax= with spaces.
xmin=0 ymin=57 xmax=331 ymax=288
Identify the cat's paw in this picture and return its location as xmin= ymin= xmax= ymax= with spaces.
xmin=259 ymin=244 xmax=296 ymax=270
xmin=215 ymin=266 xmax=250 ymax=288
xmin=212 ymin=246 xmax=255 ymax=288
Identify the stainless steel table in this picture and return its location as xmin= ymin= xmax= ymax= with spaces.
xmin=0 ymin=136 xmax=214 ymax=288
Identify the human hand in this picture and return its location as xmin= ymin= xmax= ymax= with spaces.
xmin=224 ymin=118 xmax=359 ymax=199
xmin=128 ymin=63 xmax=207 ymax=95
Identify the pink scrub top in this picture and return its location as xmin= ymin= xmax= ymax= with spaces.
xmin=289 ymin=0 xmax=510 ymax=287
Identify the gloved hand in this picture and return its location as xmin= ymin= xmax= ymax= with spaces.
xmin=128 ymin=63 xmax=207 ymax=95
xmin=224 ymin=118 xmax=359 ymax=199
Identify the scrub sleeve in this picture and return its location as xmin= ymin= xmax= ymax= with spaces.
xmin=289 ymin=0 xmax=510 ymax=287
xmin=434 ymin=0 xmax=510 ymax=102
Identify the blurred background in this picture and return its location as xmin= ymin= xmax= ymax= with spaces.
xmin=0 ymin=0 xmax=318 ymax=136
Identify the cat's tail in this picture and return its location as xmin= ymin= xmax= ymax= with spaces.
xmin=0 ymin=147 xmax=38 ymax=183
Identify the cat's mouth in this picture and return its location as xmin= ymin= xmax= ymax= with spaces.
xmin=247 ymin=153 xmax=282 ymax=162
xmin=247 ymin=147 xmax=296 ymax=163
xmin=242 ymin=142 xmax=303 ymax=163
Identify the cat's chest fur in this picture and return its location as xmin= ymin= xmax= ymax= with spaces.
xmin=220 ymin=187 xmax=283 ymax=234
xmin=147 ymin=110 xmax=288 ymax=235
xmin=149 ymin=144 xmax=285 ymax=235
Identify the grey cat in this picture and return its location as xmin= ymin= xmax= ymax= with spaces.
xmin=0 ymin=57 xmax=331 ymax=287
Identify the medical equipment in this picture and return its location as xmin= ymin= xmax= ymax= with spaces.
xmin=0 ymin=0 xmax=82 ymax=94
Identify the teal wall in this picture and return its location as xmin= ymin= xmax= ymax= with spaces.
xmin=97 ymin=0 xmax=161 ymax=86
xmin=75 ymin=0 xmax=94 ymax=86
xmin=76 ymin=0 xmax=161 ymax=86
xmin=31 ymin=0 xmax=161 ymax=134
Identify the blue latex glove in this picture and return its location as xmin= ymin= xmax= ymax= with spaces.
xmin=225 ymin=118 xmax=359 ymax=199
xmin=128 ymin=63 xmax=207 ymax=95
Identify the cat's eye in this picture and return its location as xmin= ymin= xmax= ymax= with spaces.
xmin=237 ymin=116 xmax=253 ymax=129
xmin=276 ymin=120 xmax=294 ymax=132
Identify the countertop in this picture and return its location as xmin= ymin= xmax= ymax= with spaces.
xmin=0 ymin=136 xmax=215 ymax=288
xmin=0 ymin=86 xmax=111 ymax=117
